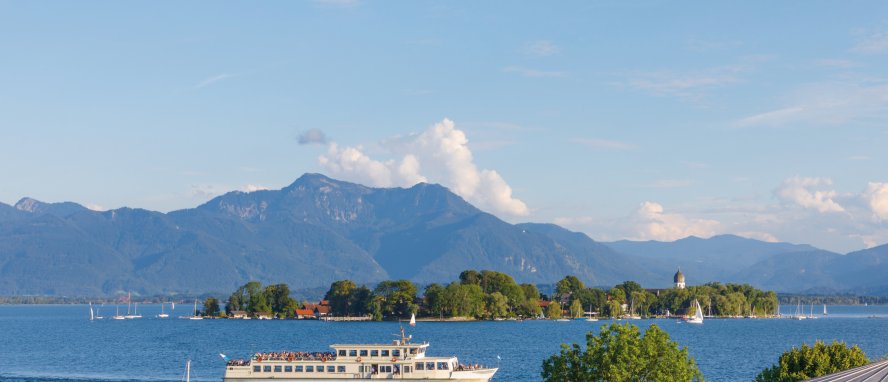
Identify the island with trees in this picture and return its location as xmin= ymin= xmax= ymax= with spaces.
xmin=205 ymin=269 xmax=778 ymax=321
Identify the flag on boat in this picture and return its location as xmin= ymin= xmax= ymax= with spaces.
xmin=219 ymin=353 xmax=228 ymax=361
xmin=409 ymin=313 xmax=416 ymax=327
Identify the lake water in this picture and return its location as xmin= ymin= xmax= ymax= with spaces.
xmin=1 ymin=304 xmax=888 ymax=381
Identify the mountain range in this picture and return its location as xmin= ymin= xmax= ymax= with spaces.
xmin=1 ymin=173 xmax=886 ymax=296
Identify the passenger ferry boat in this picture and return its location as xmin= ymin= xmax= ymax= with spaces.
xmin=223 ymin=328 xmax=496 ymax=381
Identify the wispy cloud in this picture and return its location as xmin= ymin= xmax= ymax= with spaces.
xmin=733 ymin=81 xmax=888 ymax=128
xmin=734 ymin=106 xmax=805 ymax=128
xmin=297 ymin=128 xmax=329 ymax=145
xmin=852 ymin=30 xmax=888 ymax=54
xmin=622 ymin=65 xmax=747 ymax=100
xmin=524 ymin=40 xmax=560 ymax=57
xmin=645 ymin=179 xmax=692 ymax=189
xmin=502 ymin=66 xmax=565 ymax=78
xmin=193 ymin=74 xmax=235 ymax=89
xmin=570 ymin=138 xmax=636 ymax=150
xmin=815 ymin=58 xmax=861 ymax=68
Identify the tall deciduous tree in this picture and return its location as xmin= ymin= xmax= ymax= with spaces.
xmin=556 ymin=276 xmax=585 ymax=296
xmin=203 ymin=297 xmax=220 ymax=317
xmin=325 ymin=280 xmax=357 ymax=316
xmin=542 ymin=323 xmax=703 ymax=382
xmin=754 ymin=341 xmax=869 ymax=382
xmin=374 ymin=279 xmax=418 ymax=319
xmin=546 ymin=301 xmax=563 ymax=319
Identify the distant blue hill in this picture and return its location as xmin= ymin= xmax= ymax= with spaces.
xmin=0 ymin=174 xmax=644 ymax=296
xmin=1 ymin=174 xmax=886 ymax=296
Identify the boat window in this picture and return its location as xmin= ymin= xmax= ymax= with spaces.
xmin=295 ymin=365 xmax=303 ymax=372
xmin=263 ymin=365 xmax=272 ymax=372
xmin=337 ymin=365 xmax=345 ymax=373
xmin=284 ymin=366 xmax=292 ymax=372
xmin=404 ymin=365 xmax=412 ymax=373
xmin=410 ymin=348 xmax=417 ymax=354
xmin=359 ymin=349 xmax=368 ymax=356
xmin=253 ymin=365 xmax=261 ymax=372
xmin=349 ymin=350 xmax=358 ymax=357
xmin=381 ymin=365 xmax=392 ymax=373
xmin=306 ymin=366 xmax=314 ymax=372
xmin=370 ymin=350 xmax=379 ymax=356
xmin=392 ymin=349 xmax=401 ymax=357
xmin=438 ymin=362 xmax=449 ymax=370
xmin=381 ymin=350 xmax=390 ymax=357
xmin=274 ymin=365 xmax=282 ymax=372
xmin=338 ymin=350 xmax=346 ymax=356
xmin=415 ymin=362 xmax=424 ymax=370
xmin=426 ymin=362 xmax=435 ymax=370
xmin=317 ymin=365 xmax=324 ymax=372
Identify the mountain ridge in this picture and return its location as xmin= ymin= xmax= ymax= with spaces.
xmin=1 ymin=174 xmax=886 ymax=296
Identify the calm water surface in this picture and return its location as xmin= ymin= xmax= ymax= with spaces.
xmin=1 ymin=304 xmax=887 ymax=381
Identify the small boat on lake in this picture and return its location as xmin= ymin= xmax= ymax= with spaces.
xmin=158 ymin=302 xmax=169 ymax=318
xmin=222 ymin=328 xmax=497 ymax=381
xmin=111 ymin=304 xmax=126 ymax=320
xmin=687 ymin=299 xmax=704 ymax=324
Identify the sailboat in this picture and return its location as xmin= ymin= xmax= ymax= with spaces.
xmin=94 ymin=304 xmax=103 ymax=320
xmin=188 ymin=300 xmax=204 ymax=320
xmin=823 ymin=304 xmax=828 ymax=316
xmin=112 ymin=304 xmax=126 ymax=320
xmin=807 ymin=303 xmax=818 ymax=319
xmin=89 ymin=302 xmax=95 ymax=321
xmin=687 ymin=299 xmax=704 ymax=324
xmin=124 ymin=292 xmax=140 ymax=319
xmin=792 ymin=299 xmax=806 ymax=320
xmin=158 ymin=302 xmax=170 ymax=318
xmin=627 ymin=299 xmax=641 ymax=319
xmin=585 ymin=305 xmax=598 ymax=322
xmin=409 ymin=313 xmax=417 ymax=327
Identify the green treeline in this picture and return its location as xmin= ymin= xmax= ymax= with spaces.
xmin=224 ymin=281 xmax=299 ymax=318
xmin=320 ymin=270 xmax=779 ymax=320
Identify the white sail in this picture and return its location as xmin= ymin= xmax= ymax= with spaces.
xmin=89 ymin=302 xmax=94 ymax=321
xmin=687 ymin=299 xmax=703 ymax=324
xmin=409 ymin=313 xmax=416 ymax=327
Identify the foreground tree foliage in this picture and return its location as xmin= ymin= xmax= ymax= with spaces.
xmin=541 ymin=323 xmax=703 ymax=382
xmin=754 ymin=341 xmax=869 ymax=382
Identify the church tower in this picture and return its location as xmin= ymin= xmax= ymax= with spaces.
xmin=674 ymin=268 xmax=686 ymax=289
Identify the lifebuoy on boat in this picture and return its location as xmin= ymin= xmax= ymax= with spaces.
xmin=356 ymin=356 xmax=362 ymax=362
xmin=391 ymin=357 xmax=397 ymax=363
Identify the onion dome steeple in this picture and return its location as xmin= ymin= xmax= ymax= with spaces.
xmin=674 ymin=268 xmax=686 ymax=289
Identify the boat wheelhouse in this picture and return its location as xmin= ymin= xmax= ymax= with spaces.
xmin=223 ymin=329 xmax=496 ymax=381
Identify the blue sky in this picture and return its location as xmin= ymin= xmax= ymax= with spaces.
xmin=2 ymin=1 xmax=887 ymax=252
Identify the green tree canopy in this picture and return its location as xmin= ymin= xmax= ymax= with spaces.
xmin=754 ymin=341 xmax=869 ymax=382
xmin=546 ymin=301 xmax=563 ymax=319
xmin=542 ymin=323 xmax=703 ymax=382
xmin=374 ymin=279 xmax=418 ymax=319
xmin=324 ymin=280 xmax=357 ymax=316
xmin=459 ymin=270 xmax=482 ymax=285
xmin=569 ymin=299 xmax=584 ymax=318
xmin=556 ymin=275 xmax=585 ymax=296
xmin=203 ymin=297 xmax=220 ymax=317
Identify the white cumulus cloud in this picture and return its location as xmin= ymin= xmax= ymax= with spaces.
xmin=775 ymin=176 xmax=845 ymax=213
xmin=630 ymin=201 xmax=720 ymax=241
xmin=318 ymin=118 xmax=529 ymax=216
xmin=863 ymin=182 xmax=888 ymax=221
